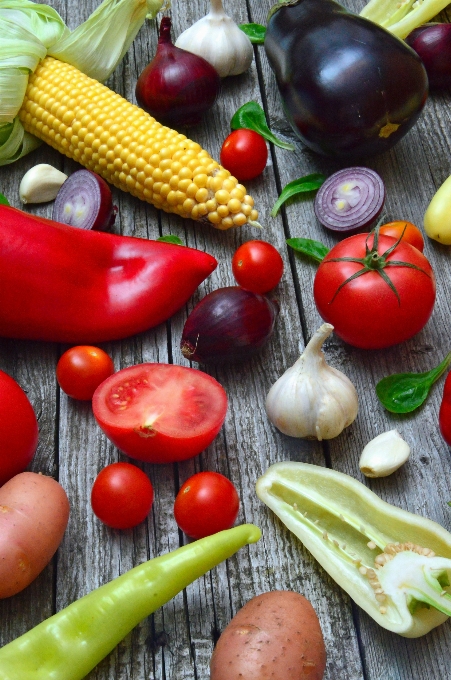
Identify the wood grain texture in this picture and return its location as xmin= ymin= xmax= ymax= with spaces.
xmin=1 ymin=0 xmax=451 ymax=678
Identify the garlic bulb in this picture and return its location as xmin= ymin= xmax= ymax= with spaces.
xmin=20 ymin=164 xmax=68 ymax=204
xmin=175 ymin=0 xmax=254 ymax=78
xmin=265 ymin=323 xmax=358 ymax=440
xmin=359 ymin=430 xmax=410 ymax=478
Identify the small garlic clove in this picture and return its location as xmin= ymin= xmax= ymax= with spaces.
xmin=359 ymin=430 xmax=410 ymax=478
xmin=19 ymin=164 xmax=68 ymax=204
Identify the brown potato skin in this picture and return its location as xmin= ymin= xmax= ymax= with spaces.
xmin=210 ymin=590 xmax=326 ymax=680
xmin=0 ymin=471 xmax=70 ymax=598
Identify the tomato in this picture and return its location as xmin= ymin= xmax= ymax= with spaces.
xmin=439 ymin=372 xmax=451 ymax=446
xmin=173 ymin=471 xmax=240 ymax=539
xmin=232 ymin=240 xmax=284 ymax=293
xmin=92 ymin=364 xmax=228 ymax=463
xmin=379 ymin=221 xmax=424 ymax=252
xmin=0 ymin=370 xmax=38 ymax=486
xmin=220 ymin=129 xmax=268 ymax=182
xmin=91 ymin=462 xmax=154 ymax=529
xmin=313 ymin=232 xmax=436 ymax=349
xmin=56 ymin=346 xmax=115 ymax=401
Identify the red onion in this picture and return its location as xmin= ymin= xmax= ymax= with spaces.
xmin=135 ymin=16 xmax=221 ymax=127
xmin=314 ymin=167 xmax=385 ymax=234
xmin=405 ymin=23 xmax=451 ymax=91
xmin=181 ymin=286 xmax=279 ymax=364
xmin=52 ymin=169 xmax=117 ymax=230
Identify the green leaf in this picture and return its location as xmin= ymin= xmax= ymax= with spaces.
xmin=239 ymin=23 xmax=266 ymax=44
xmin=271 ymin=173 xmax=326 ymax=216
xmin=231 ymin=102 xmax=295 ymax=150
xmin=376 ymin=352 xmax=451 ymax=414
xmin=286 ymin=237 xmax=330 ymax=263
xmin=157 ymin=235 xmax=183 ymax=245
xmin=0 ymin=193 xmax=9 ymax=206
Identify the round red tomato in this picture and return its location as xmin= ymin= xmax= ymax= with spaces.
xmin=91 ymin=462 xmax=154 ymax=529
xmin=313 ymin=232 xmax=436 ymax=349
xmin=92 ymin=364 xmax=228 ymax=463
xmin=0 ymin=370 xmax=38 ymax=486
xmin=379 ymin=220 xmax=424 ymax=252
xmin=220 ymin=129 xmax=268 ymax=181
xmin=56 ymin=346 xmax=114 ymax=401
xmin=232 ymin=240 xmax=284 ymax=293
xmin=174 ymin=471 xmax=240 ymax=539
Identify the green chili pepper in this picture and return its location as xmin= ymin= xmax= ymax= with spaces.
xmin=256 ymin=462 xmax=451 ymax=638
xmin=0 ymin=524 xmax=261 ymax=679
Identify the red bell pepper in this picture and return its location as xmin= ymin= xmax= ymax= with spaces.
xmin=439 ymin=371 xmax=451 ymax=446
xmin=0 ymin=205 xmax=217 ymax=343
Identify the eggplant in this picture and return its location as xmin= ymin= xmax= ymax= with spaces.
xmin=265 ymin=0 xmax=428 ymax=159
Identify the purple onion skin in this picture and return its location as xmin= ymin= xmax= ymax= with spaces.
xmin=135 ymin=16 xmax=221 ymax=127
xmin=406 ymin=24 xmax=451 ymax=91
xmin=265 ymin=0 xmax=428 ymax=159
xmin=52 ymin=169 xmax=117 ymax=231
xmin=181 ymin=287 xmax=279 ymax=364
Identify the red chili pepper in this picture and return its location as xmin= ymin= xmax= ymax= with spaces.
xmin=0 ymin=205 xmax=217 ymax=343
xmin=439 ymin=372 xmax=451 ymax=446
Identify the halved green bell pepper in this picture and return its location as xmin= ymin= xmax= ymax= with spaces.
xmin=256 ymin=462 xmax=451 ymax=637
xmin=0 ymin=524 xmax=261 ymax=679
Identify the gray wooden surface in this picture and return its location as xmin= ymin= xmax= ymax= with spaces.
xmin=1 ymin=0 xmax=451 ymax=678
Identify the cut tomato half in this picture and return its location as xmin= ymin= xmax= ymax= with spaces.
xmin=92 ymin=363 xmax=228 ymax=463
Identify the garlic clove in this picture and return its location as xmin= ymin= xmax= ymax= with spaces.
xmin=265 ymin=323 xmax=359 ymax=440
xmin=175 ymin=0 xmax=254 ymax=78
xmin=20 ymin=164 xmax=68 ymax=204
xmin=359 ymin=430 xmax=410 ymax=478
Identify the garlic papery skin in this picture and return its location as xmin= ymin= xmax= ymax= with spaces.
xmin=175 ymin=0 xmax=254 ymax=77
xmin=359 ymin=430 xmax=410 ymax=478
xmin=20 ymin=164 xmax=68 ymax=204
xmin=265 ymin=323 xmax=359 ymax=440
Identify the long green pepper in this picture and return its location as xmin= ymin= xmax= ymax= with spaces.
xmin=0 ymin=524 xmax=261 ymax=679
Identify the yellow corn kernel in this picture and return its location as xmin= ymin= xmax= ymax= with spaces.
xmin=18 ymin=56 xmax=259 ymax=230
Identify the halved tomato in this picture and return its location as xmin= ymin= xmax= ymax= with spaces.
xmin=92 ymin=363 xmax=228 ymax=463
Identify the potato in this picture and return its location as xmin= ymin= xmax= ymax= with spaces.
xmin=0 ymin=471 xmax=70 ymax=598
xmin=210 ymin=590 xmax=326 ymax=680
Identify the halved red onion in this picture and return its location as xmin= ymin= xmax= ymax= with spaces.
xmin=314 ymin=167 xmax=385 ymax=234
xmin=52 ymin=169 xmax=117 ymax=231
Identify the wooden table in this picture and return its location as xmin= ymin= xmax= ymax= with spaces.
xmin=1 ymin=0 xmax=451 ymax=678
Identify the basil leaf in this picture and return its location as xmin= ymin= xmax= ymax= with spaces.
xmin=376 ymin=352 xmax=451 ymax=414
xmin=231 ymin=102 xmax=295 ymax=150
xmin=157 ymin=235 xmax=183 ymax=245
xmin=239 ymin=23 xmax=266 ymax=44
xmin=271 ymin=173 xmax=326 ymax=217
xmin=0 ymin=193 xmax=9 ymax=205
xmin=287 ymin=237 xmax=330 ymax=263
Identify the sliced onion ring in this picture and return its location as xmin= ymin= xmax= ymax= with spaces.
xmin=314 ymin=167 xmax=385 ymax=234
xmin=52 ymin=169 xmax=117 ymax=231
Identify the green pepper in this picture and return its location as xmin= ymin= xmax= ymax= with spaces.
xmin=0 ymin=524 xmax=261 ymax=679
xmin=256 ymin=462 xmax=451 ymax=638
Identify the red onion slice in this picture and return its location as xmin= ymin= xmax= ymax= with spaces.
xmin=314 ymin=167 xmax=385 ymax=234
xmin=52 ymin=169 xmax=117 ymax=231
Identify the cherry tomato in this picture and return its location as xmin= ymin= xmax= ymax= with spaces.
xmin=439 ymin=372 xmax=451 ymax=446
xmin=232 ymin=240 xmax=284 ymax=293
xmin=92 ymin=364 xmax=228 ymax=463
xmin=313 ymin=232 xmax=436 ymax=349
xmin=174 ymin=471 xmax=240 ymax=539
xmin=220 ymin=129 xmax=268 ymax=181
xmin=0 ymin=370 xmax=38 ymax=487
xmin=91 ymin=462 xmax=154 ymax=529
xmin=379 ymin=221 xmax=424 ymax=252
xmin=56 ymin=345 xmax=115 ymax=401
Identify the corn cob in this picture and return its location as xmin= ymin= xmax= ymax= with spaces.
xmin=18 ymin=56 xmax=259 ymax=230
